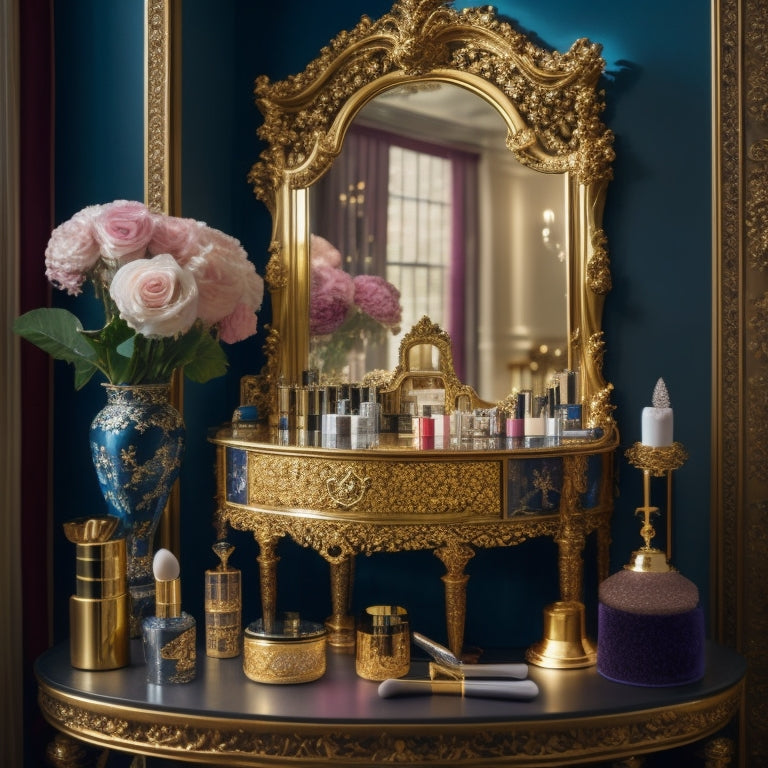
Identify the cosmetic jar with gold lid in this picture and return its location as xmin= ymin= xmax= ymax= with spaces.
xmin=204 ymin=541 xmax=242 ymax=658
xmin=243 ymin=614 xmax=327 ymax=684
xmin=63 ymin=515 xmax=129 ymax=671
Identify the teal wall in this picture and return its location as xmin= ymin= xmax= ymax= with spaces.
xmin=51 ymin=1 xmax=712 ymax=650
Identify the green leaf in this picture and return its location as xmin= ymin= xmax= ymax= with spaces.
xmin=183 ymin=331 xmax=228 ymax=383
xmin=13 ymin=308 xmax=101 ymax=388
xmin=14 ymin=308 xmax=95 ymax=363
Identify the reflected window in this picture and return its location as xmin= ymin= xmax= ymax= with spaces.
xmin=386 ymin=146 xmax=451 ymax=369
xmin=313 ymin=124 xmax=479 ymax=380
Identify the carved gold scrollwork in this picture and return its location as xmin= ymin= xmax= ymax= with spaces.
xmin=326 ymin=467 xmax=372 ymax=508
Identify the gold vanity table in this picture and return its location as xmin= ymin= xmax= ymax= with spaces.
xmin=211 ymin=424 xmax=617 ymax=658
xmin=36 ymin=638 xmax=746 ymax=767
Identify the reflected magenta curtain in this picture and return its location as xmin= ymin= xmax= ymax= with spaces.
xmin=313 ymin=123 xmax=479 ymax=380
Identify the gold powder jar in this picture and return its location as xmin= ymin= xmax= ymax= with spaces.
xmin=243 ymin=616 xmax=327 ymax=684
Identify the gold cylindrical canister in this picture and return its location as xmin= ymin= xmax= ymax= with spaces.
xmin=70 ymin=592 xmax=129 ymax=670
xmin=205 ymin=542 xmax=242 ymax=658
xmin=355 ymin=605 xmax=410 ymax=681
xmin=69 ymin=537 xmax=129 ymax=670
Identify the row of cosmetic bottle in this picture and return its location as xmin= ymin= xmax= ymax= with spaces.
xmin=65 ymin=518 xmax=242 ymax=685
xmin=277 ymin=378 xmax=382 ymax=449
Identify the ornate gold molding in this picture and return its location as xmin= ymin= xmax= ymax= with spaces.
xmin=37 ymin=680 xmax=743 ymax=765
xmin=247 ymin=0 xmax=616 ymax=428
xmin=714 ymin=0 xmax=768 ymax=761
xmin=145 ymin=1 xmax=182 ymax=553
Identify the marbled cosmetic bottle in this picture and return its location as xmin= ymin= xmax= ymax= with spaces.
xmin=142 ymin=548 xmax=196 ymax=684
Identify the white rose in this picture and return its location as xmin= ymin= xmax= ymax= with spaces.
xmin=109 ymin=253 xmax=199 ymax=338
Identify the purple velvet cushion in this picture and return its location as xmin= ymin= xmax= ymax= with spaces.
xmin=597 ymin=602 xmax=705 ymax=686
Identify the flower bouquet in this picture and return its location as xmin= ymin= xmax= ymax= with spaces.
xmin=309 ymin=234 xmax=402 ymax=378
xmin=14 ymin=200 xmax=265 ymax=633
xmin=14 ymin=199 xmax=264 ymax=387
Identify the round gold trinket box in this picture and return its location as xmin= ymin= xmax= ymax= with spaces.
xmin=243 ymin=616 xmax=327 ymax=684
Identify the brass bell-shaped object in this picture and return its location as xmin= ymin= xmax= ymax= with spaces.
xmin=525 ymin=600 xmax=596 ymax=669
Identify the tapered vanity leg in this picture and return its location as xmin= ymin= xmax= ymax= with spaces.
xmin=326 ymin=556 xmax=355 ymax=650
xmin=434 ymin=543 xmax=475 ymax=659
xmin=255 ymin=534 xmax=281 ymax=629
xmin=557 ymin=454 xmax=588 ymax=602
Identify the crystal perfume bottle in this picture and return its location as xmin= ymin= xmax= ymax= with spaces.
xmin=142 ymin=548 xmax=196 ymax=684
xmin=204 ymin=541 xmax=242 ymax=658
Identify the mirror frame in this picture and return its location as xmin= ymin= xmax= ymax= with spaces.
xmin=248 ymin=0 xmax=616 ymax=430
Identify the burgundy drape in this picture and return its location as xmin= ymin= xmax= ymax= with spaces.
xmin=19 ymin=0 xmax=54 ymax=760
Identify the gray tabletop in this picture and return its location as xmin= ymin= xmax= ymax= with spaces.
xmin=36 ymin=639 xmax=746 ymax=726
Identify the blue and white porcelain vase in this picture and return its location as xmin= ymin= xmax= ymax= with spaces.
xmin=90 ymin=384 xmax=185 ymax=636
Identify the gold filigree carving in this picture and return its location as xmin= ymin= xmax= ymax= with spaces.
xmin=326 ymin=467 xmax=373 ymax=508
xmin=244 ymin=451 xmax=501 ymax=517
xmin=37 ymin=680 xmax=743 ymax=763
xmin=625 ymin=442 xmax=689 ymax=477
xmin=587 ymin=229 xmax=612 ymax=295
xmin=249 ymin=0 xmax=612 ymax=206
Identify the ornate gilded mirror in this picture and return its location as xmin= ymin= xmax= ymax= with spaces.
xmin=247 ymin=0 xmax=616 ymax=430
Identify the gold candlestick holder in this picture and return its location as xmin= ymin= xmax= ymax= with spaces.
xmin=623 ymin=442 xmax=688 ymax=572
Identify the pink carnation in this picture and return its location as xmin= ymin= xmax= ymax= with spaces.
xmin=188 ymin=227 xmax=262 ymax=325
xmin=148 ymin=215 xmax=205 ymax=265
xmin=93 ymin=200 xmax=154 ymax=263
xmin=218 ymin=302 xmax=259 ymax=344
xmin=310 ymin=264 xmax=354 ymax=336
xmin=310 ymin=234 xmax=343 ymax=268
xmin=44 ymin=206 xmax=103 ymax=295
xmin=352 ymin=274 xmax=402 ymax=328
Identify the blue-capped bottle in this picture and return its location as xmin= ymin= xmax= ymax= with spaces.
xmin=142 ymin=548 xmax=196 ymax=684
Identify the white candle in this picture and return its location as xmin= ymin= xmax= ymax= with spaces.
xmin=641 ymin=378 xmax=673 ymax=447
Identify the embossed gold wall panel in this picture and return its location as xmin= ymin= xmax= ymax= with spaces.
xmin=714 ymin=0 xmax=768 ymax=762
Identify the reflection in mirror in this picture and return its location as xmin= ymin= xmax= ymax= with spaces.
xmin=310 ymin=83 xmax=569 ymax=402
xmin=247 ymin=0 xmax=616 ymax=432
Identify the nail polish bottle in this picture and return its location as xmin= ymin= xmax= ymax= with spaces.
xmin=142 ymin=548 xmax=196 ymax=684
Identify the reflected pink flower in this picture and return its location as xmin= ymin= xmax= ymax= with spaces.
xmin=310 ymin=264 xmax=354 ymax=335
xmin=310 ymin=234 xmax=343 ymax=268
xmin=353 ymin=274 xmax=402 ymax=328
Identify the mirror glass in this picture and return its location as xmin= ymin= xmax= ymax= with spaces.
xmin=309 ymin=83 xmax=569 ymax=403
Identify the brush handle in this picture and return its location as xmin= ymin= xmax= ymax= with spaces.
xmin=378 ymin=678 xmax=539 ymax=701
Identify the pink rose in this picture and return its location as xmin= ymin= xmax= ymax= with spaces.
xmin=353 ymin=274 xmax=402 ymax=328
xmin=109 ymin=253 xmax=198 ymax=337
xmin=218 ymin=302 xmax=259 ymax=344
xmin=44 ymin=206 xmax=103 ymax=295
xmin=310 ymin=264 xmax=354 ymax=336
xmin=188 ymin=228 xmax=259 ymax=324
xmin=310 ymin=234 xmax=343 ymax=268
xmin=148 ymin=215 xmax=205 ymax=265
xmin=93 ymin=200 xmax=154 ymax=263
